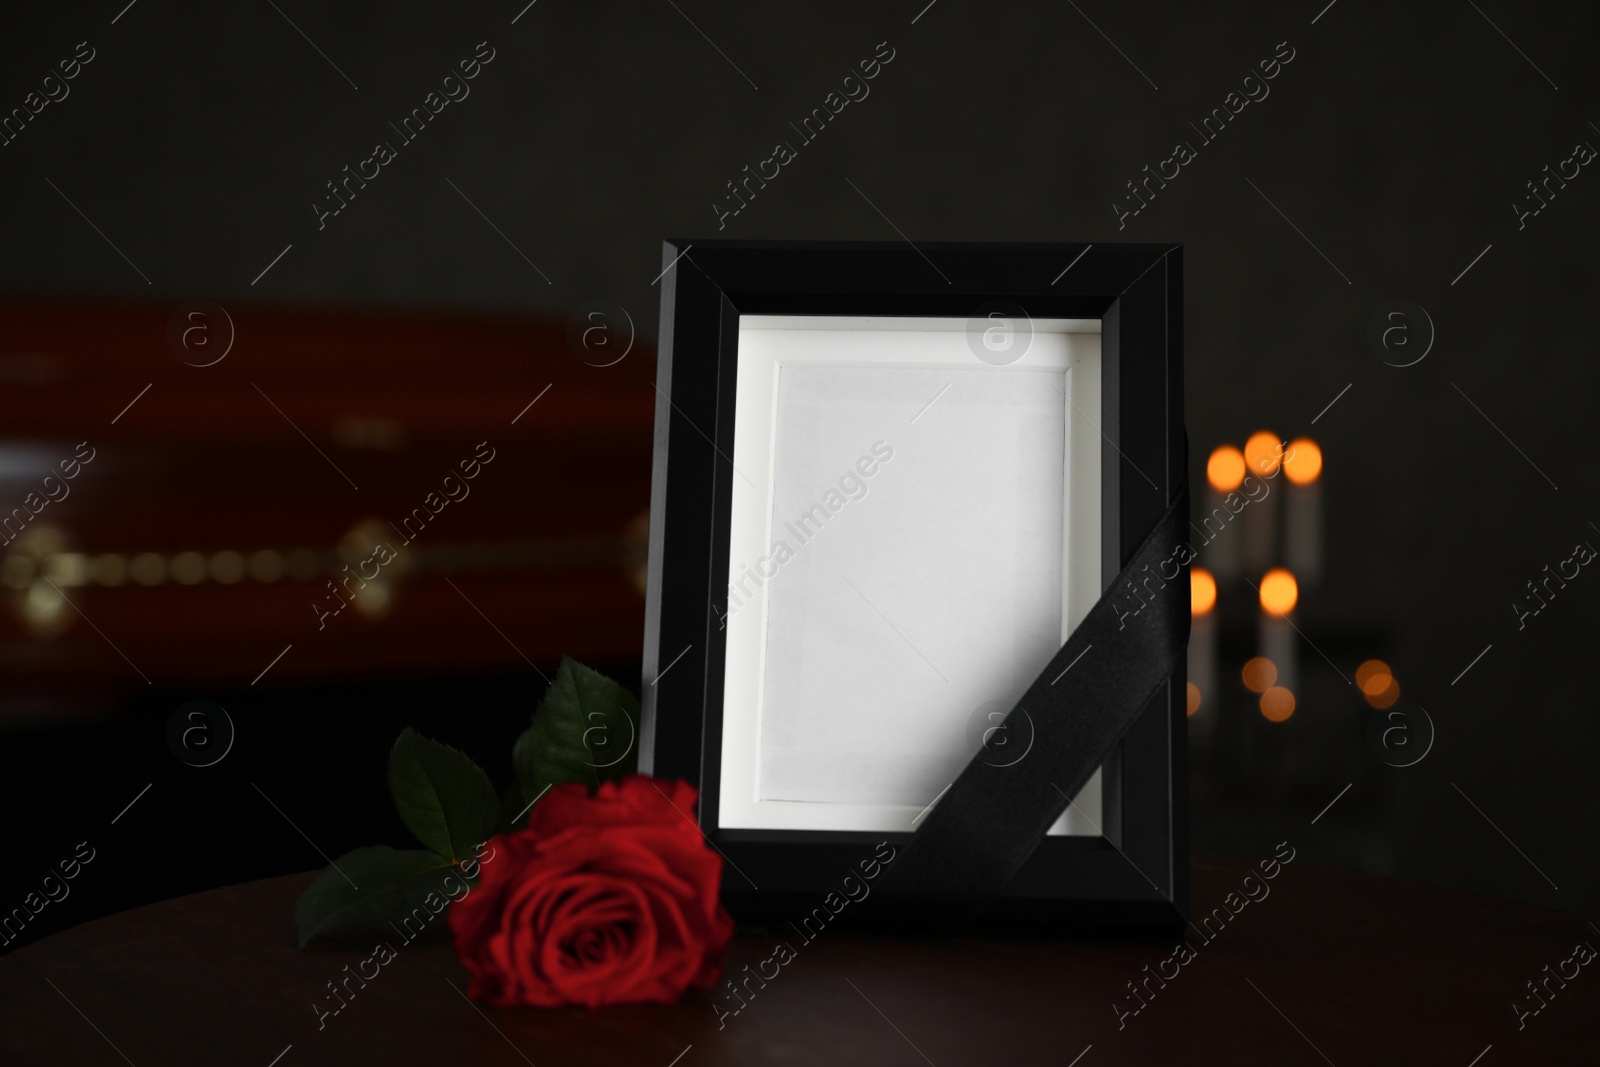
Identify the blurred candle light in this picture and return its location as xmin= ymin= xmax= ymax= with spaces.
xmin=1206 ymin=446 xmax=1247 ymax=491
xmin=1192 ymin=567 xmax=1218 ymax=615
xmin=1283 ymin=438 xmax=1323 ymax=484
xmin=1242 ymin=431 xmax=1282 ymax=574
xmin=1189 ymin=567 xmax=1217 ymax=720
xmin=1355 ymin=659 xmax=1391 ymax=694
xmin=1257 ymin=567 xmax=1298 ymax=696
xmin=1358 ymin=659 xmax=1400 ymax=708
xmin=1367 ymin=677 xmax=1401 ymax=709
xmin=1284 ymin=437 xmax=1324 ymax=587
xmin=1241 ymin=655 xmax=1278 ymax=693
xmin=1258 ymin=568 xmax=1299 ymax=615
xmin=1203 ymin=446 xmax=1245 ymax=580
xmin=1259 ymin=685 xmax=1296 ymax=722
xmin=1244 ymin=431 xmax=1284 ymax=478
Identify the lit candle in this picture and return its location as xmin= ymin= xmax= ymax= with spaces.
xmin=1258 ymin=566 xmax=1298 ymax=700
xmin=1283 ymin=437 xmax=1323 ymax=587
xmin=1242 ymin=431 xmax=1283 ymax=576
xmin=1202 ymin=446 xmax=1245 ymax=581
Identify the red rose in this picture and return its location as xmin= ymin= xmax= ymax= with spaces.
xmin=449 ymin=775 xmax=735 ymax=1008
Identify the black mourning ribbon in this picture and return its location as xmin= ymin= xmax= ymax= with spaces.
xmin=855 ymin=481 xmax=1191 ymax=930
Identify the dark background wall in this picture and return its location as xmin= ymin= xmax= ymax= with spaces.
xmin=2 ymin=0 xmax=1597 ymax=942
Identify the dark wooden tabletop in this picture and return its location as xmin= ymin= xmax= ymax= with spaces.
xmin=1 ymin=854 xmax=1593 ymax=1066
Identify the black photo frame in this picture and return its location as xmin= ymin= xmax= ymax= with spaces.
xmin=640 ymin=240 xmax=1186 ymax=934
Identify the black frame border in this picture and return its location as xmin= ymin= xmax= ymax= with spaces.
xmin=641 ymin=240 xmax=1185 ymax=934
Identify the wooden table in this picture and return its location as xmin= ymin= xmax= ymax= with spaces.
xmin=2 ymin=855 xmax=1593 ymax=1065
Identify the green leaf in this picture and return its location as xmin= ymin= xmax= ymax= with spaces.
xmin=386 ymin=728 xmax=500 ymax=861
xmin=511 ymin=657 xmax=640 ymax=817
xmin=294 ymin=846 xmax=458 ymax=948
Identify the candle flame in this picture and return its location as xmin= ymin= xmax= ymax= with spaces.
xmin=1259 ymin=568 xmax=1299 ymax=615
xmin=1245 ymin=431 xmax=1284 ymax=477
xmin=1206 ymin=446 xmax=1246 ymax=491
xmin=1284 ymin=437 xmax=1323 ymax=485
